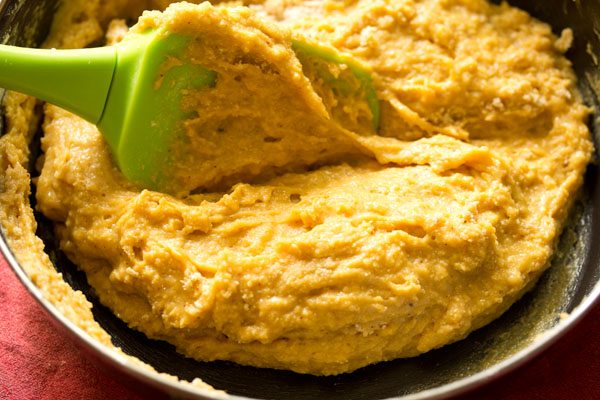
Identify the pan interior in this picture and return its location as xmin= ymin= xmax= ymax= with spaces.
xmin=1 ymin=0 xmax=599 ymax=399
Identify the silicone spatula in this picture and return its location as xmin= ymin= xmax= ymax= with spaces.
xmin=0 ymin=30 xmax=379 ymax=193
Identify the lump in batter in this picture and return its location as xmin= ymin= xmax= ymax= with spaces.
xmin=117 ymin=2 xmax=380 ymax=194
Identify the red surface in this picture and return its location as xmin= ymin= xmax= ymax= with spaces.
xmin=1 ymin=255 xmax=599 ymax=400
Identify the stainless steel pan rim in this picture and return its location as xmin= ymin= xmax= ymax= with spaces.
xmin=3 ymin=229 xmax=600 ymax=400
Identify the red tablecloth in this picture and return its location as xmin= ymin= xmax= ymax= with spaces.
xmin=1 ymin=255 xmax=599 ymax=400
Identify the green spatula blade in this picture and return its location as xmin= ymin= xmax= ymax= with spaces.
xmin=98 ymin=31 xmax=216 ymax=193
xmin=292 ymin=40 xmax=381 ymax=132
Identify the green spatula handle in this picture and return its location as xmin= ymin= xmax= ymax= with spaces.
xmin=0 ymin=44 xmax=116 ymax=123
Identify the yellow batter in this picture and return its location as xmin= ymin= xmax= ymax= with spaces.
xmin=0 ymin=0 xmax=594 ymax=376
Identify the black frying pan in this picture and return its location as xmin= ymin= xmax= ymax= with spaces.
xmin=1 ymin=0 xmax=600 ymax=399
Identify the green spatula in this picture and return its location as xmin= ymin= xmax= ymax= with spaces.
xmin=0 ymin=30 xmax=379 ymax=193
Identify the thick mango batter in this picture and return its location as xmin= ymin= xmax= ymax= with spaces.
xmin=1 ymin=0 xmax=593 ymax=377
